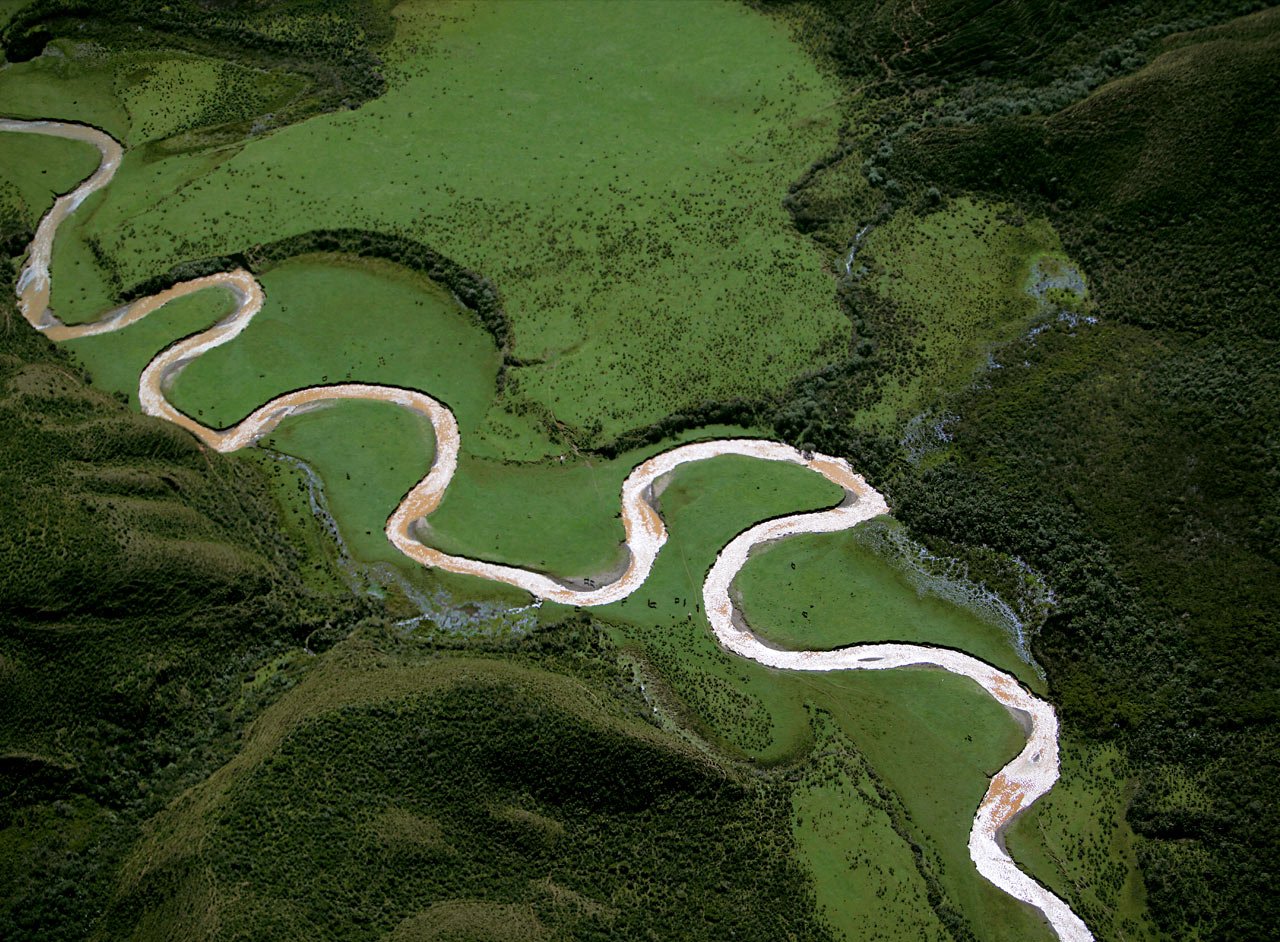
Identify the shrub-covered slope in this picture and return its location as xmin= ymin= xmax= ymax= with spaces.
xmin=890 ymin=8 xmax=1279 ymax=338
xmin=97 ymin=634 xmax=832 ymax=942
xmin=761 ymin=3 xmax=1279 ymax=938
xmin=0 ymin=316 xmax=367 ymax=938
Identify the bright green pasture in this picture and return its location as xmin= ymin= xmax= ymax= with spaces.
xmin=0 ymin=41 xmax=129 ymax=137
xmin=65 ymin=253 xmax=500 ymax=427
xmin=599 ymin=455 xmax=843 ymax=639
xmin=621 ymin=620 xmax=1055 ymax=940
xmin=792 ymin=714 xmax=950 ymax=940
xmin=803 ymin=669 xmax=1055 ymax=942
xmin=1006 ymin=740 xmax=1159 ymax=940
xmin=261 ymin=410 xmax=838 ymax=596
xmin=429 ymin=446 xmax=842 ymax=582
xmin=111 ymin=52 xmax=304 ymax=148
xmin=0 ymin=130 xmax=100 ymax=226
xmin=34 ymin=142 xmax=238 ymax=322
xmin=735 ymin=523 xmax=1039 ymax=685
xmin=260 ymin=398 xmax=435 ymax=568
xmin=858 ymin=197 xmax=1066 ymax=427
xmin=62 ymin=287 xmax=234 ymax=402
xmin=607 ymin=618 xmax=1053 ymax=938
xmin=24 ymin=0 xmax=850 ymax=453
xmin=254 ymin=408 xmax=536 ymax=612
xmin=168 ymin=256 xmax=500 ymax=433
xmin=113 ymin=54 xmax=227 ymax=145
xmin=423 ymin=453 xmax=629 ymax=578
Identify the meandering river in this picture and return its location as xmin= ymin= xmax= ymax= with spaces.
xmin=2 ymin=117 xmax=1093 ymax=942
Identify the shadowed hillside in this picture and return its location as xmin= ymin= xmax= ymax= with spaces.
xmin=0 ymin=311 xmax=371 ymax=938
xmin=95 ymin=637 xmax=832 ymax=942
xmin=761 ymin=3 xmax=1279 ymax=938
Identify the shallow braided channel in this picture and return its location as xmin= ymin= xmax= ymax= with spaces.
xmin=2 ymin=117 xmax=1093 ymax=942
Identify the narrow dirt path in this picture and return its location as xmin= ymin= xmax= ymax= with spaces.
xmin=3 ymin=117 xmax=1093 ymax=942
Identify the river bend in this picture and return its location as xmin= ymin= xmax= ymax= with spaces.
xmin=2 ymin=117 xmax=1093 ymax=942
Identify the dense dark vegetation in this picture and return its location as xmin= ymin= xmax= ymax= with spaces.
xmin=0 ymin=308 xmax=373 ymax=938
xmin=95 ymin=626 xmax=832 ymax=942
xmin=759 ymin=1 xmax=1279 ymax=937
xmin=1 ymin=0 xmax=395 ymax=129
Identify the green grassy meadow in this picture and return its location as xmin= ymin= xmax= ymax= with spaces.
xmin=0 ymin=131 xmax=100 ymax=226
xmin=582 ymin=454 xmax=1058 ymax=940
xmin=856 ymin=197 xmax=1069 ymax=427
xmin=262 ymin=399 xmax=436 ymax=568
xmin=0 ymin=42 xmax=130 ymax=137
xmin=436 ymin=449 xmax=843 ymax=584
xmin=792 ymin=711 xmax=952 ymax=941
xmin=167 ymin=256 xmax=500 ymax=432
xmin=0 ymin=35 xmax=309 ymax=148
xmin=14 ymin=0 xmax=851 ymax=454
xmin=62 ymin=287 xmax=235 ymax=403
xmin=735 ymin=524 xmax=1039 ymax=685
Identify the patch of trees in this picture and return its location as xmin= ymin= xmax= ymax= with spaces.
xmin=0 ymin=203 xmax=31 ymax=261
xmin=594 ymin=397 xmax=763 ymax=459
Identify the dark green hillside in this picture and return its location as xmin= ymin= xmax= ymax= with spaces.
xmin=890 ymin=8 xmax=1279 ymax=337
xmin=765 ymin=0 xmax=1075 ymax=81
xmin=764 ymin=0 xmax=1259 ymax=88
xmin=0 ymin=317 xmax=366 ymax=939
xmin=763 ymin=3 xmax=1279 ymax=938
xmin=97 ymin=638 xmax=832 ymax=942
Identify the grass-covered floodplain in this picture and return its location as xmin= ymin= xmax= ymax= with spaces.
xmin=0 ymin=36 xmax=307 ymax=149
xmin=30 ymin=0 xmax=850 ymax=454
xmin=61 ymin=287 xmax=235 ymax=404
xmin=0 ymin=130 xmax=99 ymax=227
xmin=793 ymin=712 xmax=956 ymax=941
xmin=856 ymin=198 xmax=1069 ymax=428
xmin=166 ymin=256 xmax=500 ymax=435
xmin=261 ymin=399 xmax=436 ymax=569
xmin=432 ymin=449 xmax=842 ymax=583
xmin=586 ymin=458 xmax=1056 ymax=940
xmin=734 ymin=521 xmax=1041 ymax=686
